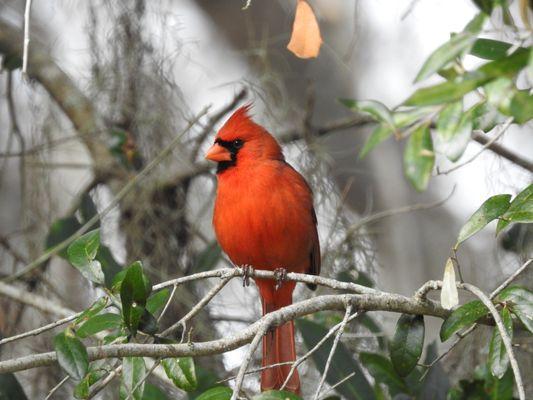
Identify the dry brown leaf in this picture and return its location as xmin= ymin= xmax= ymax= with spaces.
xmin=287 ymin=0 xmax=323 ymax=59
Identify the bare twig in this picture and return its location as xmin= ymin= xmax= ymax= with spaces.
xmin=437 ymin=118 xmax=514 ymax=175
xmin=161 ymin=276 xmax=232 ymax=338
xmin=0 ymin=312 xmax=80 ymax=346
xmin=461 ymin=283 xmax=524 ymax=400
xmin=313 ymin=305 xmax=354 ymax=400
xmin=231 ymin=324 xmax=270 ymax=400
xmin=44 ymin=375 xmax=69 ymax=400
xmin=319 ymin=371 xmax=356 ymax=399
xmin=472 ymin=131 xmax=533 ymax=173
xmin=157 ymin=284 xmax=177 ymax=323
xmin=87 ymin=365 xmax=122 ymax=399
xmin=281 ymin=311 xmax=362 ymax=390
xmin=22 ymin=0 xmax=33 ymax=77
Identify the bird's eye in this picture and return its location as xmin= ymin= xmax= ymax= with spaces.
xmin=233 ymin=139 xmax=243 ymax=149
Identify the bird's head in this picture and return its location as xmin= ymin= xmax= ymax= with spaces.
xmin=205 ymin=105 xmax=284 ymax=173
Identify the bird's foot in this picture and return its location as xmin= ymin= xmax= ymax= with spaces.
xmin=241 ymin=265 xmax=254 ymax=287
xmin=274 ymin=267 xmax=288 ymax=291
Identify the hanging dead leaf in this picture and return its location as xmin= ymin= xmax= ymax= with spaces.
xmin=441 ymin=258 xmax=459 ymax=310
xmin=287 ymin=0 xmax=323 ymax=59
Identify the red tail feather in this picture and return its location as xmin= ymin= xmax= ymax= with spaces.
xmin=260 ymin=284 xmax=300 ymax=394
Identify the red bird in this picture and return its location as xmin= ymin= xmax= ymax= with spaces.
xmin=205 ymin=106 xmax=320 ymax=394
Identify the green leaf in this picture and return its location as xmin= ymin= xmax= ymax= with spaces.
xmin=194 ymin=386 xmax=232 ymax=400
xmin=440 ymin=300 xmax=488 ymax=341
xmin=296 ymin=319 xmax=375 ymax=400
xmin=406 ymin=76 xmax=486 ymax=106
xmin=142 ymin=383 xmax=170 ymax=400
xmin=456 ymin=194 xmax=511 ymax=247
xmin=121 ymin=261 xmax=152 ymax=336
xmin=53 ymin=330 xmax=89 ymax=381
xmin=509 ymin=90 xmax=533 ymax=124
xmin=67 ymin=229 xmax=100 ymax=267
xmin=120 ymin=357 xmax=146 ymax=400
xmin=406 ymin=49 xmax=530 ymax=106
xmin=252 ymin=390 xmax=302 ymax=400
xmin=45 ymin=216 xmax=82 ymax=258
xmin=146 ymin=288 xmax=171 ymax=315
xmin=76 ymin=313 xmax=122 ymax=338
xmin=470 ymin=38 xmax=514 ymax=60
xmin=67 ymin=229 xmax=104 ymax=285
xmin=415 ymin=33 xmax=477 ymax=82
xmin=389 ymin=314 xmax=425 ymax=377
xmin=497 ymin=286 xmax=533 ymax=333
xmin=359 ymin=124 xmax=393 ymax=159
xmin=403 ymin=124 xmax=434 ymax=191
xmin=485 ymin=77 xmax=515 ymax=115
xmin=74 ymin=368 xmax=107 ymax=399
xmin=489 ymin=307 xmax=513 ymax=379
xmin=496 ymin=184 xmax=533 ymax=234
xmin=339 ymin=99 xmax=395 ymax=128
xmin=359 ymin=352 xmax=408 ymax=395
xmin=162 ymin=358 xmax=197 ymax=392
xmin=435 ymin=101 xmax=473 ymax=161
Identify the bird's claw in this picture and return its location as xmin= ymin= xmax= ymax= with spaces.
xmin=241 ymin=265 xmax=254 ymax=287
xmin=274 ymin=267 xmax=287 ymax=291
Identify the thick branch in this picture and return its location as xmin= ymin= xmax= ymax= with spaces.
xmin=0 ymin=292 xmax=456 ymax=375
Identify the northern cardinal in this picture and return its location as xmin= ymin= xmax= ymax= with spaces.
xmin=205 ymin=105 xmax=320 ymax=394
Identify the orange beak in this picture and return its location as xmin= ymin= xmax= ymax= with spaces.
xmin=205 ymin=143 xmax=232 ymax=162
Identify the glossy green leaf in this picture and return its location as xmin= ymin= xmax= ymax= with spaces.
xmin=489 ymin=307 xmax=513 ymax=379
xmin=496 ymin=184 xmax=533 ymax=234
xmin=359 ymin=124 xmax=393 ymax=159
xmin=359 ymin=352 xmax=408 ymax=395
xmin=470 ymin=38 xmax=513 ymax=60
xmin=121 ymin=261 xmax=152 ymax=336
xmin=339 ymin=99 xmax=395 ymax=128
xmin=67 ymin=229 xmax=104 ymax=285
xmin=76 ymin=313 xmax=122 ymax=338
xmin=456 ymin=194 xmax=511 ymax=247
xmin=403 ymin=124 xmax=434 ymax=191
xmin=252 ymin=390 xmax=302 ymax=400
xmin=415 ymin=33 xmax=477 ymax=82
xmin=497 ymin=286 xmax=533 ymax=333
xmin=194 ymin=386 xmax=232 ymax=400
xmin=54 ymin=330 xmax=89 ymax=381
xmin=296 ymin=319 xmax=374 ymax=400
xmin=146 ymin=288 xmax=171 ymax=315
xmin=440 ymin=300 xmax=488 ymax=341
xmin=45 ymin=216 xmax=82 ymax=258
xmin=389 ymin=314 xmax=425 ymax=377
xmin=162 ymin=357 xmax=197 ymax=392
xmin=138 ymin=309 xmax=158 ymax=336
xmin=120 ymin=357 xmax=146 ymax=400
xmin=96 ymin=245 xmax=123 ymax=289
xmin=67 ymin=229 xmax=100 ymax=267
